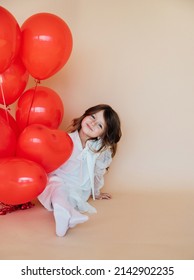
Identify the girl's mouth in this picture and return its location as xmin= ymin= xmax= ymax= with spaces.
xmin=87 ymin=123 xmax=93 ymax=131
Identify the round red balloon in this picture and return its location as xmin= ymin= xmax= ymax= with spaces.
xmin=20 ymin=13 xmax=73 ymax=80
xmin=0 ymin=7 xmax=21 ymax=73
xmin=16 ymin=124 xmax=73 ymax=173
xmin=0 ymin=157 xmax=47 ymax=204
xmin=0 ymin=58 xmax=29 ymax=105
xmin=0 ymin=108 xmax=20 ymax=138
xmin=16 ymin=86 xmax=64 ymax=132
xmin=0 ymin=117 xmax=17 ymax=158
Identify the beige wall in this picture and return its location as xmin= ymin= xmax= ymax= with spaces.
xmin=2 ymin=0 xmax=194 ymax=191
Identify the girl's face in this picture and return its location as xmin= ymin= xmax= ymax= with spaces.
xmin=80 ymin=110 xmax=106 ymax=139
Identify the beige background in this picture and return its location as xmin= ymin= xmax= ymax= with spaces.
xmin=0 ymin=0 xmax=194 ymax=260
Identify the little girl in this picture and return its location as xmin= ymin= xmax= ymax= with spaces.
xmin=38 ymin=104 xmax=122 ymax=237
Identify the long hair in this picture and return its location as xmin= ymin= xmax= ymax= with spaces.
xmin=67 ymin=104 xmax=122 ymax=157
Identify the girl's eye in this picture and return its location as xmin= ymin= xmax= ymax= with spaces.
xmin=91 ymin=114 xmax=95 ymax=119
xmin=98 ymin=124 xmax=103 ymax=129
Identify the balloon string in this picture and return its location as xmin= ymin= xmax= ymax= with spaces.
xmin=26 ymin=79 xmax=40 ymax=126
xmin=0 ymin=76 xmax=9 ymax=125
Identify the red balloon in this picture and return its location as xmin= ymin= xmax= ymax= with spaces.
xmin=0 ymin=157 xmax=47 ymax=204
xmin=0 ymin=7 xmax=21 ymax=73
xmin=0 ymin=117 xmax=17 ymax=158
xmin=0 ymin=58 xmax=29 ymax=105
xmin=0 ymin=108 xmax=20 ymax=137
xmin=20 ymin=13 xmax=73 ymax=80
xmin=16 ymin=86 xmax=64 ymax=132
xmin=16 ymin=124 xmax=73 ymax=173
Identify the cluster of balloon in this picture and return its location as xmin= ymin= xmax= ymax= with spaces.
xmin=0 ymin=7 xmax=74 ymax=205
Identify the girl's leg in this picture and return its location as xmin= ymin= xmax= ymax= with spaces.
xmin=53 ymin=203 xmax=70 ymax=237
xmin=68 ymin=207 xmax=89 ymax=228
xmin=51 ymin=187 xmax=88 ymax=236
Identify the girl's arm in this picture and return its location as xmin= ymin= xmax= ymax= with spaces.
xmin=94 ymin=148 xmax=112 ymax=199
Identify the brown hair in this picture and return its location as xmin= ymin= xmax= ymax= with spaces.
xmin=67 ymin=104 xmax=122 ymax=157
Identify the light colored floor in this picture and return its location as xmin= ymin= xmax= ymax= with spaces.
xmin=0 ymin=188 xmax=194 ymax=260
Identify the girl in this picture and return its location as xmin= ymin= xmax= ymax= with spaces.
xmin=38 ymin=104 xmax=122 ymax=237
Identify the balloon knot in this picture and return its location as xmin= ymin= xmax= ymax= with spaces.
xmin=34 ymin=79 xmax=41 ymax=84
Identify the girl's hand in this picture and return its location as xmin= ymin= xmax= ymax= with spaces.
xmin=95 ymin=192 xmax=112 ymax=200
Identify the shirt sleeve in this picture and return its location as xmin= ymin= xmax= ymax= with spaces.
xmin=94 ymin=148 xmax=112 ymax=196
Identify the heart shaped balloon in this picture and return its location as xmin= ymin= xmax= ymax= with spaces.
xmin=16 ymin=124 xmax=73 ymax=173
xmin=0 ymin=157 xmax=47 ymax=204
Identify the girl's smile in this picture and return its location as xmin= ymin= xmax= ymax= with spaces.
xmin=86 ymin=123 xmax=93 ymax=131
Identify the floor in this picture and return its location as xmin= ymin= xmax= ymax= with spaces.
xmin=0 ymin=188 xmax=194 ymax=260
